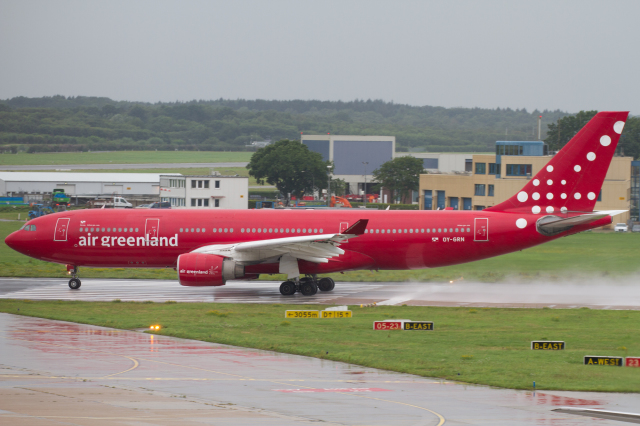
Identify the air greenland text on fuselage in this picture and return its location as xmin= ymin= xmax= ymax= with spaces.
xmin=78 ymin=234 xmax=179 ymax=247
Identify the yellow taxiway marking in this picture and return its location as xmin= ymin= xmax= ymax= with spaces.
xmin=0 ymin=335 xmax=140 ymax=379
xmin=2 ymin=333 xmax=446 ymax=425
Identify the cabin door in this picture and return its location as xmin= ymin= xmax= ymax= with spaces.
xmin=145 ymin=218 xmax=160 ymax=240
xmin=54 ymin=218 xmax=70 ymax=242
xmin=474 ymin=218 xmax=489 ymax=242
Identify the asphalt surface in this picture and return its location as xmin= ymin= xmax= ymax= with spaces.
xmin=1 ymin=313 xmax=639 ymax=425
xmin=0 ymin=162 xmax=249 ymax=170
xmin=2 ymin=277 xmax=640 ymax=309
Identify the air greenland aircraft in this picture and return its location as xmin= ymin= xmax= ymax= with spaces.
xmin=4 ymin=112 xmax=629 ymax=296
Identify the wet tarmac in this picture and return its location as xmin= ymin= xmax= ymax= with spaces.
xmin=2 ymin=277 xmax=640 ymax=310
xmin=1 ymin=313 xmax=639 ymax=425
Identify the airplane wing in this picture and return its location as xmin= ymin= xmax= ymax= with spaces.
xmin=537 ymin=210 xmax=626 ymax=235
xmin=192 ymin=219 xmax=369 ymax=264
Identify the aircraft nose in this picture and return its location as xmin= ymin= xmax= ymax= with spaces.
xmin=5 ymin=228 xmax=29 ymax=255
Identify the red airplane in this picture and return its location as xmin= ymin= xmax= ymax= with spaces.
xmin=5 ymin=111 xmax=628 ymax=296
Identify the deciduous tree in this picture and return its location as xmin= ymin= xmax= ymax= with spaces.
xmin=247 ymin=139 xmax=328 ymax=205
xmin=372 ymin=156 xmax=424 ymax=203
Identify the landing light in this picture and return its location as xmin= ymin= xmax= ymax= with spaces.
xmin=149 ymin=325 xmax=161 ymax=330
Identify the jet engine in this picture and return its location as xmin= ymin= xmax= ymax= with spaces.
xmin=177 ymin=253 xmax=244 ymax=286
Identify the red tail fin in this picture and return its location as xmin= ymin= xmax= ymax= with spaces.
xmin=486 ymin=111 xmax=629 ymax=214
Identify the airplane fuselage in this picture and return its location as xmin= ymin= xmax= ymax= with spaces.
xmin=8 ymin=208 xmax=607 ymax=276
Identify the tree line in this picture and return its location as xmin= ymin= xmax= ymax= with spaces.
xmin=0 ymin=96 xmax=569 ymax=154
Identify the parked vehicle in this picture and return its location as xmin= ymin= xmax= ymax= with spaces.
xmin=135 ymin=203 xmax=152 ymax=209
xmin=614 ymin=223 xmax=628 ymax=232
xmin=28 ymin=204 xmax=54 ymax=220
xmin=51 ymin=189 xmax=70 ymax=208
xmin=87 ymin=197 xmax=133 ymax=209
xmin=631 ymin=224 xmax=640 ymax=232
xmin=149 ymin=201 xmax=171 ymax=209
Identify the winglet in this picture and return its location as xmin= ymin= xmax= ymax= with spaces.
xmin=342 ymin=219 xmax=368 ymax=235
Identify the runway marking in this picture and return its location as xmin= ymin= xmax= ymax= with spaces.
xmin=0 ymin=335 xmax=140 ymax=379
xmin=2 ymin=327 xmax=447 ymax=425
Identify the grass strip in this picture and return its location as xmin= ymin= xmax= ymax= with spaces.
xmin=1 ymin=300 xmax=638 ymax=392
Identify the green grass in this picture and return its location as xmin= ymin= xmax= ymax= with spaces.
xmin=1 ymin=220 xmax=639 ymax=280
xmin=1 ymin=300 xmax=638 ymax=392
xmin=0 ymin=151 xmax=252 ymax=166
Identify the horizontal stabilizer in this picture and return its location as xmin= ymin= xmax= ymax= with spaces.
xmin=537 ymin=210 xmax=626 ymax=235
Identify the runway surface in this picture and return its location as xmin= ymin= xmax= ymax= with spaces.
xmin=0 ymin=162 xmax=248 ymax=170
xmin=1 ymin=313 xmax=638 ymax=425
xmin=2 ymin=277 xmax=640 ymax=309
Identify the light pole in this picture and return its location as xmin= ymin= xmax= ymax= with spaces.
xmin=362 ymin=161 xmax=369 ymax=207
xmin=327 ymin=165 xmax=332 ymax=205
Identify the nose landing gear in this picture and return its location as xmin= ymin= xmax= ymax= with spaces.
xmin=67 ymin=265 xmax=81 ymax=290
xmin=279 ymin=275 xmax=334 ymax=296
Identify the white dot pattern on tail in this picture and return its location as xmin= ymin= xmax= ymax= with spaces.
xmin=587 ymin=152 xmax=596 ymax=161
xmin=533 ymin=179 xmax=540 ymax=186
xmin=561 ymin=193 xmax=567 ymax=199
xmin=574 ymin=165 xmax=581 ymax=172
xmin=614 ymin=121 xmax=625 ymax=134
xmin=547 ymin=165 xmax=554 ymax=172
xmin=517 ymin=191 xmax=528 ymax=202
xmin=546 ymin=206 xmax=554 ymax=213
xmin=546 ymin=193 xmax=553 ymax=200
xmin=516 ymin=218 xmax=527 ymax=229
xmin=532 ymin=206 xmax=541 ymax=214
xmin=575 ymin=193 xmax=582 ymax=200
xmin=600 ymin=135 xmax=611 ymax=146
xmin=588 ymin=192 xmax=596 ymax=200
xmin=547 ymin=179 xmax=553 ymax=185
xmin=532 ymin=192 xmax=540 ymax=200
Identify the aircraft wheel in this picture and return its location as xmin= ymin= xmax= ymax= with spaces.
xmin=279 ymin=281 xmax=296 ymax=296
xmin=68 ymin=278 xmax=81 ymax=290
xmin=301 ymin=281 xmax=318 ymax=296
xmin=318 ymin=277 xmax=335 ymax=292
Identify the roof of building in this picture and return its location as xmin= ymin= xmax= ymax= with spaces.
xmin=160 ymin=174 xmax=247 ymax=179
xmin=0 ymin=172 xmax=181 ymax=183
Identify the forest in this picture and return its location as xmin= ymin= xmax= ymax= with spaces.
xmin=0 ymin=96 xmax=575 ymax=155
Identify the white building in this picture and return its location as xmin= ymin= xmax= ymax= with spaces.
xmin=0 ymin=172 xmax=177 ymax=198
xmin=395 ymin=152 xmax=475 ymax=173
xmin=159 ymin=174 xmax=248 ymax=209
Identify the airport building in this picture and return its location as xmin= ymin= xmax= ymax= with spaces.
xmin=0 ymin=172 xmax=176 ymax=203
xmin=301 ymin=135 xmax=395 ymax=198
xmin=419 ymin=140 xmax=634 ymax=225
xmin=159 ymin=174 xmax=248 ymax=209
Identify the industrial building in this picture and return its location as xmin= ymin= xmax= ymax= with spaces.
xmin=0 ymin=172 xmax=177 ymax=204
xmin=159 ymin=174 xmax=248 ymax=209
xmin=301 ymin=135 xmax=395 ymax=196
xmin=419 ymin=140 xmax=633 ymax=226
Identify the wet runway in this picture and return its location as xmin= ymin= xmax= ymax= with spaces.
xmin=2 ymin=277 xmax=640 ymax=309
xmin=1 ymin=313 xmax=639 ymax=425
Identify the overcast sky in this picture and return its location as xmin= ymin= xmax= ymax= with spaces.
xmin=1 ymin=0 xmax=639 ymax=113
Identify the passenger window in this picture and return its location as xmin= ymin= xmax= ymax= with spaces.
xmin=302 ymin=229 xmax=306 ymax=233
xmin=191 ymin=228 xmax=195 ymax=232
xmin=219 ymin=228 xmax=223 ymax=233
xmin=224 ymin=228 xmax=228 ymax=233
xmin=455 ymin=228 xmax=459 ymax=233
xmin=438 ymin=228 xmax=441 ymax=232
xmin=467 ymin=228 xmax=471 ymax=232
xmin=409 ymin=229 xmax=413 ymax=233
xmin=91 ymin=228 xmax=94 ymax=232
xmin=393 ymin=229 xmax=396 ymax=234
xmin=130 ymin=228 xmax=133 ymax=232
xmin=196 ymin=228 xmax=200 ymax=233
xmin=118 ymin=228 xmax=122 ymax=232
xmin=426 ymin=229 xmax=430 ymax=233
xmin=258 ymin=228 xmax=261 ymax=233
xmin=297 ymin=228 xmax=301 ymax=233
xmin=444 ymin=229 xmax=447 ymax=233
xmin=135 ymin=228 xmax=139 ymax=232
xmin=230 ymin=228 xmax=233 ymax=232
xmin=252 ymin=228 xmax=256 ymax=232
xmin=404 ymin=229 xmax=407 ymax=233
xmin=269 ymin=228 xmax=272 ymax=233
xmin=124 ymin=228 xmax=127 ymax=233
xmin=180 ymin=228 xmax=184 ymax=232
xmin=319 ymin=229 xmax=323 ymax=233
xmin=263 ymin=228 xmax=266 ymax=233
xmin=274 ymin=229 xmax=278 ymax=233
xmin=107 ymin=228 xmax=111 ymax=232
xmin=280 ymin=228 xmax=284 ymax=233
xmin=213 ymin=228 xmax=216 ymax=232
xmin=241 ymin=228 xmax=244 ymax=233
xmin=376 ymin=229 xmax=379 ymax=233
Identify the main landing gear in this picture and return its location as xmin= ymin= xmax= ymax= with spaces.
xmin=279 ymin=275 xmax=335 ymax=296
xmin=67 ymin=265 xmax=81 ymax=290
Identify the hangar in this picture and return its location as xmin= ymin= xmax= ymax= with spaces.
xmin=0 ymin=172 xmax=179 ymax=204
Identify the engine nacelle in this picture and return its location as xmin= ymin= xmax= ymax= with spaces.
xmin=177 ymin=253 xmax=244 ymax=286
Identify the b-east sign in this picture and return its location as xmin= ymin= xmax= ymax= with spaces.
xmin=403 ymin=321 xmax=434 ymax=331
xmin=531 ymin=341 xmax=565 ymax=350
xmin=583 ymin=356 xmax=623 ymax=366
